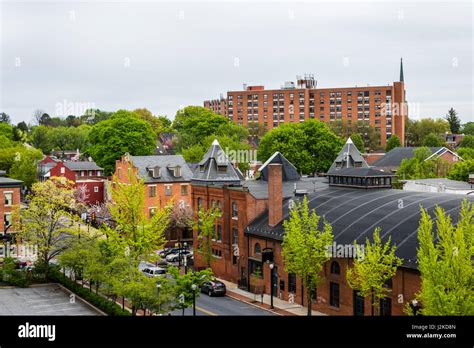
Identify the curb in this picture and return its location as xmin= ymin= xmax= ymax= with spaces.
xmin=55 ymin=283 xmax=107 ymax=316
xmin=225 ymin=290 xmax=289 ymax=316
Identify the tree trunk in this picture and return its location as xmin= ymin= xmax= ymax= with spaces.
xmin=307 ymin=288 xmax=312 ymax=317
xmin=371 ymin=288 xmax=374 ymax=316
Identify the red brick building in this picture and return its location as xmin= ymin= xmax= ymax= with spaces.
xmin=114 ymin=154 xmax=194 ymax=244
xmin=0 ymin=176 xmax=22 ymax=238
xmin=204 ymin=60 xmax=407 ymax=146
xmin=191 ymin=140 xmax=472 ymax=315
xmin=38 ymin=157 xmax=106 ymax=205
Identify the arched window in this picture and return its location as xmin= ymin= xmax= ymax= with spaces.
xmin=197 ymin=197 xmax=202 ymax=209
xmin=232 ymin=227 xmax=238 ymax=245
xmin=330 ymin=261 xmax=340 ymax=275
xmin=254 ymin=243 xmax=261 ymax=255
xmin=216 ymin=200 xmax=222 ymax=213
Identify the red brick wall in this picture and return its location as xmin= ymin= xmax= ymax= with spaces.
xmin=0 ymin=186 xmax=21 ymax=233
xmin=76 ymin=181 xmax=104 ymax=205
xmin=49 ymin=162 xmax=76 ymax=182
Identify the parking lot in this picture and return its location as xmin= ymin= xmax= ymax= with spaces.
xmin=0 ymin=284 xmax=103 ymax=315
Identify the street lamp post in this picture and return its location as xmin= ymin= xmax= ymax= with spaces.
xmin=156 ymin=283 xmax=162 ymax=315
xmin=410 ymin=299 xmax=420 ymax=316
xmin=191 ymin=284 xmax=197 ymax=316
xmin=269 ymin=263 xmax=274 ymax=309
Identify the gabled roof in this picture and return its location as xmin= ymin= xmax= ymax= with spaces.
xmin=372 ymin=147 xmax=445 ymax=169
xmin=327 ymin=137 xmax=368 ymax=174
xmin=192 ymin=139 xmax=244 ymax=185
xmin=258 ymin=152 xmax=300 ymax=181
xmin=130 ymin=155 xmax=193 ymax=183
xmin=64 ymin=161 xmax=103 ymax=171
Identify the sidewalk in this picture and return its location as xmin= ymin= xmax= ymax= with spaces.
xmin=217 ymin=278 xmax=326 ymax=316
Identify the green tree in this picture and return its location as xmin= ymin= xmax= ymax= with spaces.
xmin=168 ymin=266 xmax=213 ymax=315
xmin=30 ymin=125 xmax=52 ymax=154
xmin=107 ymin=171 xmax=169 ymax=263
xmin=445 ymin=108 xmax=461 ymax=134
xmin=9 ymin=147 xmax=42 ymax=187
xmin=448 ymin=160 xmax=474 ymax=182
xmin=459 ymin=135 xmax=474 ymax=149
xmin=385 ymin=134 xmax=402 ymax=152
xmin=422 ymin=132 xmax=445 ymax=147
xmin=346 ymin=228 xmax=402 ymax=316
xmin=405 ymin=118 xmax=449 ymax=147
xmin=398 ymin=147 xmax=451 ymax=179
xmin=414 ymin=201 xmax=473 ymax=315
xmin=0 ymin=122 xmax=13 ymax=140
xmin=350 ymin=133 xmax=365 ymax=153
xmin=195 ymin=206 xmax=221 ymax=269
xmin=14 ymin=177 xmax=79 ymax=268
xmin=281 ymin=196 xmax=334 ymax=316
xmin=87 ymin=110 xmax=156 ymax=175
xmin=462 ymin=122 xmax=474 ymax=136
xmin=0 ymin=112 xmax=11 ymax=124
xmin=259 ymin=120 xmax=344 ymax=174
xmin=456 ymin=147 xmax=474 ymax=161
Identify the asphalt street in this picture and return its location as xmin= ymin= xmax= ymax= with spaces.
xmin=169 ymin=293 xmax=275 ymax=316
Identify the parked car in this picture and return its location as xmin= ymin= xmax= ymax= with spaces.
xmin=201 ymin=280 xmax=226 ymax=297
xmin=165 ymin=250 xmax=193 ymax=263
xmin=158 ymin=247 xmax=189 ymax=258
xmin=142 ymin=267 xmax=167 ymax=278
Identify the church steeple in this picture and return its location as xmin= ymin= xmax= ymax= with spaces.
xmin=399 ymin=57 xmax=404 ymax=82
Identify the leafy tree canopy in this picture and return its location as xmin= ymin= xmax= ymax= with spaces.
xmin=445 ymin=108 xmax=462 ymax=134
xmin=459 ymin=135 xmax=474 ymax=149
xmin=422 ymin=132 xmax=445 ymax=147
xmin=258 ymin=120 xmax=344 ymax=174
xmin=405 ymin=118 xmax=449 ymax=147
xmin=385 ymin=134 xmax=401 ymax=152
xmin=87 ymin=110 xmax=156 ymax=175
xmin=462 ymin=122 xmax=474 ymax=136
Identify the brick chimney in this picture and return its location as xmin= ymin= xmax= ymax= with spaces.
xmin=268 ymin=163 xmax=283 ymax=227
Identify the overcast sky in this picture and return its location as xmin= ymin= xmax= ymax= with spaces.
xmin=1 ymin=0 xmax=472 ymax=124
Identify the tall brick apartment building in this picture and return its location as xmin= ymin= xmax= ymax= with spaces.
xmin=204 ymin=60 xmax=407 ymax=146
xmin=191 ymin=139 xmax=472 ymax=315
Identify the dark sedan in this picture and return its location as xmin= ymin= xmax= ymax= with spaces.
xmin=201 ymin=280 xmax=226 ymax=297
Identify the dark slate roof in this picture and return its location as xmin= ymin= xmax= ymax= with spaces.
xmin=192 ymin=139 xmax=244 ymax=185
xmin=130 ymin=155 xmax=193 ymax=183
xmin=0 ymin=176 xmax=23 ymax=187
xmin=372 ymin=147 xmax=443 ymax=169
xmin=244 ymin=177 xmax=329 ymax=200
xmin=258 ymin=152 xmax=300 ymax=181
xmin=326 ymin=167 xmax=396 ymax=177
xmin=64 ymin=161 xmax=103 ymax=171
xmin=328 ymin=137 xmax=368 ymax=173
xmin=246 ymin=186 xmax=474 ymax=269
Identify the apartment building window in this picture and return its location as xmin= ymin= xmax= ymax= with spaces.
xmin=4 ymin=213 xmax=12 ymax=227
xmin=181 ymin=184 xmax=188 ymax=196
xmin=320 ymin=92 xmax=324 ymax=97
xmin=247 ymin=95 xmax=252 ymax=100
xmin=320 ymin=114 xmax=325 ymax=120
xmin=288 ymin=273 xmax=297 ymax=293
xmin=347 ymin=91 xmax=352 ymax=96
xmin=228 ymin=95 xmax=233 ymax=100
xmin=4 ymin=192 xmax=12 ymax=206
xmin=232 ymin=227 xmax=238 ymax=245
xmin=330 ymin=92 xmax=335 ymax=97
xmin=375 ymin=90 xmax=381 ymax=96
xmin=165 ymin=185 xmax=172 ymax=196
xmin=232 ymin=202 xmax=238 ymax=219
xmin=309 ymin=93 xmax=315 ymax=99
xmin=336 ymin=92 xmax=342 ymax=97
xmin=358 ymin=91 xmax=364 ymax=97
xmin=299 ymin=92 xmax=304 ymax=98
xmin=149 ymin=186 xmax=156 ymax=197
xmin=320 ymin=99 xmax=324 ymax=105
xmin=263 ymin=94 xmax=268 ymax=99
xmin=331 ymin=261 xmax=340 ymax=274
xmin=216 ymin=224 xmax=222 ymax=242
xmin=330 ymin=282 xmax=340 ymax=308
xmin=364 ymin=91 xmax=370 ymax=97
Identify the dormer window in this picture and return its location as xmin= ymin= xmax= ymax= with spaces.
xmin=148 ymin=166 xmax=161 ymax=178
xmin=199 ymin=165 xmax=205 ymax=172
xmin=217 ymin=165 xmax=227 ymax=173
xmin=169 ymin=165 xmax=181 ymax=177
